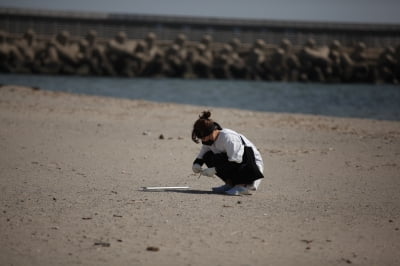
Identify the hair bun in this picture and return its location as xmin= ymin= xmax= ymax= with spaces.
xmin=199 ymin=110 xmax=211 ymax=120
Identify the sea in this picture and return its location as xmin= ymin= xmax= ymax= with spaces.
xmin=1 ymin=73 xmax=399 ymax=121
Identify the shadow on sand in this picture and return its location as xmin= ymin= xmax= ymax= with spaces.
xmin=140 ymin=189 xmax=217 ymax=195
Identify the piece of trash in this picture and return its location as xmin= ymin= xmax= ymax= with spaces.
xmin=146 ymin=246 xmax=159 ymax=251
xmin=341 ymin=258 xmax=352 ymax=264
xmin=94 ymin=242 xmax=110 ymax=247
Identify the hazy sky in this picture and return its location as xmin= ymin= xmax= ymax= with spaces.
xmin=2 ymin=0 xmax=400 ymax=24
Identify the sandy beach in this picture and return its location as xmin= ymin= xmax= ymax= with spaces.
xmin=1 ymin=85 xmax=399 ymax=266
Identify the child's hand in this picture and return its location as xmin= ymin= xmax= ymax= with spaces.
xmin=192 ymin=164 xmax=202 ymax=173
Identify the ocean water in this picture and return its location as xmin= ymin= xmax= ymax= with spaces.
xmin=1 ymin=73 xmax=399 ymax=121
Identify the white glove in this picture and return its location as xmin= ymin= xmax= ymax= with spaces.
xmin=192 ymin=163 xmax=202 ymax=173
xmin=201 ymin=167 xmax=216 ymax=177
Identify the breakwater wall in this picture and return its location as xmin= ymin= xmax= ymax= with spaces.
xmin=1 ymin=8 xmax=400 ymax=83
xmin=1 ymin=7 xmax=399 ymax=47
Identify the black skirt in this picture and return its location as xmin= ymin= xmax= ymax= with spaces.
xmin=200 ymin=138 xmax=263 ymax=185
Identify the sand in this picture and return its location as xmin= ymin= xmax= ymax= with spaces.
xmin=0 ymin=85 xmax=399 ymax=266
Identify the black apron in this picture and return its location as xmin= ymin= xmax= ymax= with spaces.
xmin=202 ymin=136 xmax=264 ymax=185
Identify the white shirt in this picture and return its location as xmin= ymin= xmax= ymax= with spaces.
xmin=197 ymin=128 xmax=264 ymax=171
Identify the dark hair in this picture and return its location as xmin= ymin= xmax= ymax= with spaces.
xmin=191 ymin=110 xmax=221 ymax=143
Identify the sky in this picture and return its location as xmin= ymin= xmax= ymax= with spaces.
xmin=1 ymin=0 xmax=400 ymax=24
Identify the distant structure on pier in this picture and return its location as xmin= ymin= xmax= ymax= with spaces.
xmin=1 ymin=7 xmax=399 ymax=47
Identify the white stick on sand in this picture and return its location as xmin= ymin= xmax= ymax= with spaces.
xmin=142 ymin=186 xmax=190 ymax=190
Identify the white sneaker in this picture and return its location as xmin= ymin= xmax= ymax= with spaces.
xmin=212 ymin=184 xmax=232 ymax=193
xmin=225 ymin=185 xmax=251 ymax=196
xmin=248 ymin=179 xmax=262 ymax=191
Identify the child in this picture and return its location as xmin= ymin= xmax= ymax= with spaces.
xmin=191 ymin=110 xmax=264 ymax=195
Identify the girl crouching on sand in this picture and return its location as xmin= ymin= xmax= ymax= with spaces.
xmin=191 ymin=111 xmax=264 ymax=195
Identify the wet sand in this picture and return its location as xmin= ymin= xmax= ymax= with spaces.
xmin=1 ymin=85 xmax=399 ymax=265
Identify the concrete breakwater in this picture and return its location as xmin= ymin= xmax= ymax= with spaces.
xmin=1 ymin=8 xmax=400 ymax=83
